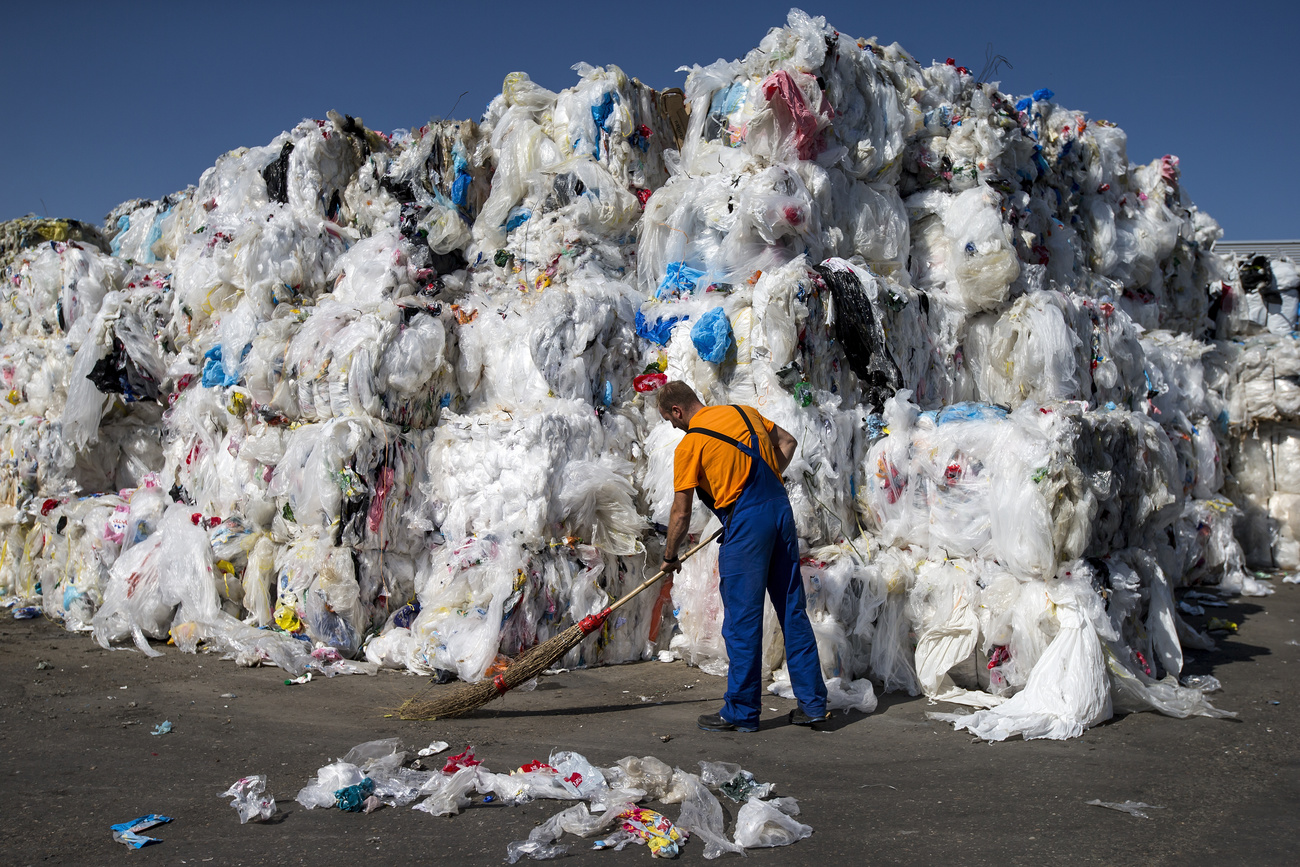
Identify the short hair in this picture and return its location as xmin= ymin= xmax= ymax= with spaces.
xmin=656 ymin=380 xmax=701 ymax=410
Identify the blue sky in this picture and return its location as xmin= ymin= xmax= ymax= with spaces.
xmin=3 ymin=0 xmax=1294 ymax=240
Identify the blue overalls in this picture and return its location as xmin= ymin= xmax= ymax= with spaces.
xmin=688 ymin=407 xmax=827 ymax=729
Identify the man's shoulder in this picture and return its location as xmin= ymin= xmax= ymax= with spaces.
xmin=687 ymin=405 xmax=726 ymax=428
xmin=688 ymin=404 xmax=768 ymax=429
xmin=735 ymin=404 xmax=770 ymax=427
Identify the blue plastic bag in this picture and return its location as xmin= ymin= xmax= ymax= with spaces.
xmin=110 ymin=814 xmax=172 ymax=848
xmin=933 ymin=403 xmax=1009 ymax=425
xmin=658 ymin=262 xmax=705 ymax=297
xmin=201 ymin=346 xmax=240 ymax=388
xmin=691 ymin=306 xmax=733 ymax=364
xmin=635 ymin=310 xmax=684 ymax=346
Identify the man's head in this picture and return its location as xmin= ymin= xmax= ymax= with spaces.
xmin=656 ymin=380 xmax=704 ymax=431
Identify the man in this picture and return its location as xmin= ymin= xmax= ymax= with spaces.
xmin=656 ymin=380 xmax=828 ymax=732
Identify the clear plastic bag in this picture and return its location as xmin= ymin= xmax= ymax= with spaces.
xmin=296 ymin=761 xmax=364 ymax=810
xmin=733 ymin=797 xmax=812 ymax=848
xmin=674 ymin=771 xmax=746 ymax=859
xmin=220 ymin=775 xmax=277 ymax=823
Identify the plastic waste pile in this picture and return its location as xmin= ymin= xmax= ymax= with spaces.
xmin=0 ymin=8 xmax=1273 ymax=740
xmin=1210 ymin=253 xmax=1300 ymax=568
xmin=281 ymin=738 xmax=808 ymax=860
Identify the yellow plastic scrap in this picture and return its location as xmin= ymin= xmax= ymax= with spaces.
xmin=275 ymin=604 xmax=302 ymax=633
xmin=616 ymin=807 xmax=685 ymax=858
xmin=215 ymin=559 xmax=237 ymax=599
xmin=1207 ymin=617 xmax=1238 ymax=633
xmin=35 ymin=220 xmax=71 ymax=242
xmin=170 ymin=621 xmax=200 ymax=647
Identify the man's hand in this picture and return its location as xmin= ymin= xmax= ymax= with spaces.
xmin=659 ymin=557 xmax=682 ymax=576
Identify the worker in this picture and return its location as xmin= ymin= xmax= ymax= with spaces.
xmin=655 ymin=380 xmax=828 ymax=732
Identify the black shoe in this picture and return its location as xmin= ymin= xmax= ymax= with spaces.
xmin=698 ymin=712 xmax=757 ymax=733
xmin=789 ymin=707 xmax=829 ymax=727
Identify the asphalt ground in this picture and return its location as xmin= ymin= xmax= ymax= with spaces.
xmin=2 ymin=584 xmax=1297 ymax=866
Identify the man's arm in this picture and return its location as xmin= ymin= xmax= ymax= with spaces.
xmin=660 ymin=489 xmax=694 ymax=575
xmin=769 ymin=423 xmax=797 ymax=474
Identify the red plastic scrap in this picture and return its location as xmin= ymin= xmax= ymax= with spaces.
xmin=760 ymin=70 xmax=826 ymax=160
xmin=367 ymin=466 xmax=395 ymax=532
xmin=443 ymin=748 xmax=482 ymax=774
xmin=633 ymin=372 xmax=667 ymax=393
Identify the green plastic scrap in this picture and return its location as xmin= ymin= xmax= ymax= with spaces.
xmin=335 ymin=778 xmax=375 ymax=812
xmin=793 ymin=381 xmax=814 ymax=407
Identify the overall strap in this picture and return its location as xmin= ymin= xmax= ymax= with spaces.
xmin=733 ymin=405 xmax=783 ymax=487
xmin=732 ymin=405 xmax=762 ymax=457
xmin=685 ymin=407 xmax=765 ymax=464
xmin=687 ymin=427 xmax=748 ymax=452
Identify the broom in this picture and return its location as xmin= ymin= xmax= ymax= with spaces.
xmin=398 ymin=528 xmax=722 ymax=720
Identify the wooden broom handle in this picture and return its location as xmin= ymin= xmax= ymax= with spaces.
xmin=607 ymin=528 xmax=723 ymax=615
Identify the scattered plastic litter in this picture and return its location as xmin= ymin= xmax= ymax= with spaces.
xmin=1086 ymin=799 xmax=1166 ymax=820
xmin=150 ymin=720 xmax=172 ymax=736
xmin=221 ymin=775 xmax=277 ymax=823
xmin=110 ymin=814 xmax=172 ymax=848
xmin=417 ymin=741 xmax=450 ymax=757
xmin=285 ymin=739 xmax=806 ymax=860
xmin=1207 ymin=618 xmax=1239 ymax=634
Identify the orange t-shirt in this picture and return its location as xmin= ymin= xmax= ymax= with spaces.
xmin=673 ymin=405 xmax=780 ymax=510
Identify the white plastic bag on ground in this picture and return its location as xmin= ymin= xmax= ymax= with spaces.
xmin=733 ymin=796 xmax=812 ymax=848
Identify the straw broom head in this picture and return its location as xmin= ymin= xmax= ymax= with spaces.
xmin=397 ymin=616 xmax=598 ymax=720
